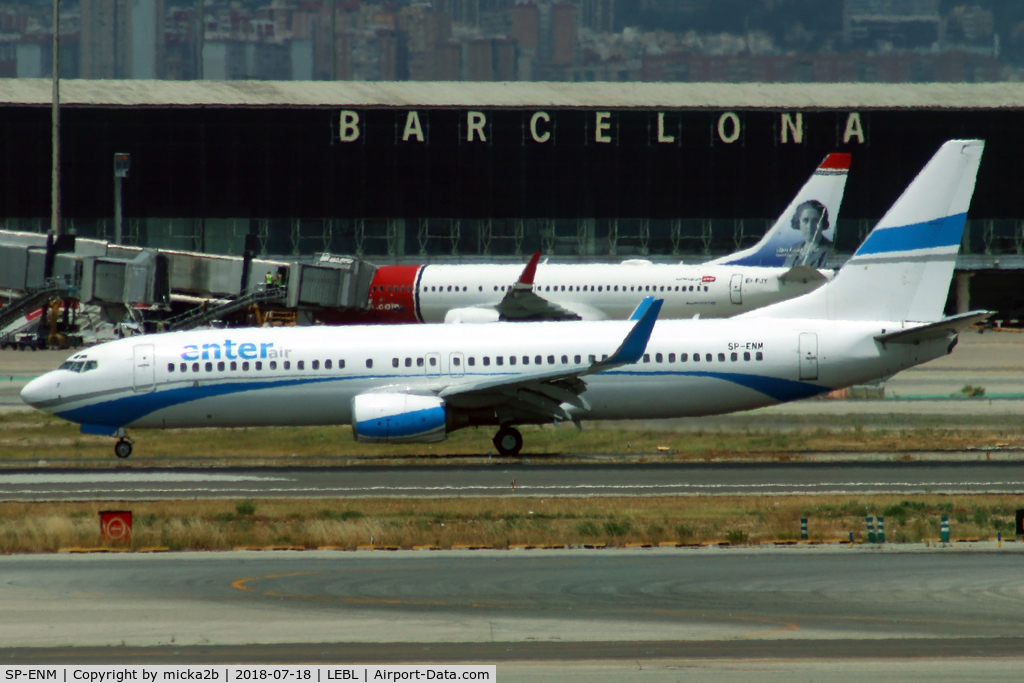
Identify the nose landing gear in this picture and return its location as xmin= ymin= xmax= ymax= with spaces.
xmin=493 ymin=426 xmax=523 ymax=456
xmin=112 ymin=428 xmax=133 ymax=459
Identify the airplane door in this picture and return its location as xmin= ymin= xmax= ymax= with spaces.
xmin=449 ymin=352 xmax=465 ymax=377
xmin=729 ymin=274 xmax=743 ymax=305
xmin=799 ymin=333 xmax=818 ymax=381
xmin=425 ymin=352 xmax=441 ymax=377
xmin=133 ymin=344 xmax=156 ymax=393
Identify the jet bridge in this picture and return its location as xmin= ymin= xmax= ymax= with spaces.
xmin=0 ymin=230 xmax=375 ymax=331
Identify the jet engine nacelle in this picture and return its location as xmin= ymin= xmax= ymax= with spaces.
xmin=352 ymin=393 xmax=447 ymax=443
xmin=444 ymin=307 xmax=501 ymax=324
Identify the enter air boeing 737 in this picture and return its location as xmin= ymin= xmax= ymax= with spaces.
xmin=353 ymin=153 xmax=850 ymax=324
xmin=22 ymin=141 xmax=985 ymax=459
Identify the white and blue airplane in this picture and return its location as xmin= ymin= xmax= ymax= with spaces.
xmin=21 ymin=141 xmax=986 ymax=459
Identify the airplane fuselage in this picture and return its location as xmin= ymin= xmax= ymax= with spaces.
xmin=362 ymin=262 xmax=830 ymax=323
xmin=23 ymin=318 xmax=949 ymax=433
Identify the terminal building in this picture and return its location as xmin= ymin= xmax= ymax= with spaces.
xmin=2 ymin=79 xmax=1024 ymax=317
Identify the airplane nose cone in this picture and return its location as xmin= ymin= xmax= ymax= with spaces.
xmin=20 ymin=375 xmax=53 ymax=408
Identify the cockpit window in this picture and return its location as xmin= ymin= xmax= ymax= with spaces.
xmin=70 ymin=362 xmax=85 ymax=373
xmin=82 ymin=361 xmax=98 ymax=372
xmin=59 ymin=361 xmax=74 ymax=370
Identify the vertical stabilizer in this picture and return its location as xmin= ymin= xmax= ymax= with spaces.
xmin=748 ymin=140 xmax=984 ymax=323
xmin=712 ymin=153 xmax=850 ymax=268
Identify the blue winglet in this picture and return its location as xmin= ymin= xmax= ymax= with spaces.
xmin=628 ymin=296 xmax=655 ymax=321
xmin=603 ymin=298 xmax=664 ymax=366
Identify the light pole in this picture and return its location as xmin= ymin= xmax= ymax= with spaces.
xmin=113 ymin=153 xmax=130 ymax=245
xmin=51 ymin=0 xmax=60 ymax=237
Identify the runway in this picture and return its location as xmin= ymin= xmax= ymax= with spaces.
xmin=3 ymin=461 xmax=1024 ymax=500
xmin=3 ymin=549 xmax=1024 ymax=661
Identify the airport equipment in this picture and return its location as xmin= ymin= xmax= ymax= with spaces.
xmin=941 ymin=515 xmax=950 ymax=543
xmin=867 ymin=516 xmax=876 ymax=544
xmin=877 ymin=516 xmax=886 ymax=544
xmin=800 ymin=517 xmax=808 ymax=540
xmin=163 ymin=286 xmax=285 ymax=332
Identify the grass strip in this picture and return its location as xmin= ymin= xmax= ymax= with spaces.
xmin=3 ymin=411 xmax=1024 ymax=467
xmin=2 ymin=494 xmax=1022 ymax=553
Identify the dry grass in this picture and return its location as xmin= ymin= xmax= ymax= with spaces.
xmin=2 ymin=495 xmax=1021 ymax=553
xmin=2 ymin=410 xmax=1023 ymax=467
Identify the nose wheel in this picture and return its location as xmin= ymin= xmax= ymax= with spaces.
xmin=114 ymin=438 xmax=133 ymax=459
xmin=493 ymin=426 xmax=523 ymax=456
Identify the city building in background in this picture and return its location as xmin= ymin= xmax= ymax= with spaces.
xmin=0 ymin=0 xmax=1020 ymax=82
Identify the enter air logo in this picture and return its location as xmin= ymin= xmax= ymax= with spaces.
xmin=180 ymin=340 xmax=290 ymax=361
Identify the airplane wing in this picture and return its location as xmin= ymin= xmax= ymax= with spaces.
xmin=439 ymin=298 xmax=663 ymax=422
xmin=494 ymin=252 xmax=582 ymax=321
xmin=874 ymin=310 xmax=994 ymax=344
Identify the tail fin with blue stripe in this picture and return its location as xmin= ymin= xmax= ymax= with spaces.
xmin=748 ymin=140 xmax=984 ymax=323
xmin=710 ymin=153 xmax=849 ymax=268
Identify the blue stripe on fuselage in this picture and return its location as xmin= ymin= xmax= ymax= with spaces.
xmin=853 ymin=213 xmax=967 ymax=256
xmin=55 ymin=369 xmax=827 ymax=428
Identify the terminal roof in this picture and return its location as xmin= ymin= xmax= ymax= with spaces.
xmin=4 ymin=79 xmax=1024 ymax=110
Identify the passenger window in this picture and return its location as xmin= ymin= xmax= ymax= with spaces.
xmin=588 ymin=354 xmax=596 ymax=363
xmin=168 ymin=363 xmax=175 ymax=372
xmin=242 ymin=361 xmax=250 ymax=371
xmin=717 ymin=353 xmax=725 ymax=362
xmin=547 ymin=355 xmax=555 ymax=365
xmin=417 ymin=358 xmax=424 ymax=367
xmin=521 ymin=356 xmax=528 ymax=365
xmin=429 ymin=357 xmax=436 ymax=366
xmin=392 ymin=358 xmax=399 ymax=368
xmin=255 ymin=361 xmax=262 ymax=370
xmin=680 ymin=353 xmax=688 ymax=362
xmin=366 ymin=359 xmax=373 ymax=368
xmin=545 ymin=286 xmax=550 ymax=291
xmin=602 ymin=354 xmax=608 ymax=361
xmin=405 ymin=358 xmax=412 ymax=367
xmin=704 ymin=353 xmax=712 ymax=362
xmin=656 ymin=353 xmax=663 ymax=363
xmin=270 ymin=361 xmax=277 ymax=370
xmin=668 ymin=353 xmax=675 ymax=363
xmin=510 ymin=356 xmax=517 ymax=366
xmin=297 ymin=360 xmax=305 ymax=370
xmin=730 ymin=352 xmax=738 ymax=361
xmin=497 ymin=356 xmax=504 ymax=366
xmin=483 ymin=357 xmax=491 ymax=366
xmin=217 ymin=361 xmax=225 ymax=371
xmin=193 ymin=362 xmax=200 ymax=372
xmin=574 ymin=355 xmax=582 ymax=364
xmin=284 ymin=361 xmax=291 ymax=370
xmin=325 ymin=360 xmax=332 ymax=369
xmin=205 ymin=362 xmax=213 ymax=372
xmin=743 ymin=352 xmax=751 ymax=361
xmin=756 ymin=352 xmax=763 ymax=361
xmin=312 ymin=360 xmax=319 ymax=370
xmin=339 ymin=360 xmax=345 ymax=369
xmin=561 ymin=355 xmax=568 ymax=364
xmin=536 ymin=355 xmax=543 ymax=365
xmin=689 ymin=285 xmax=694 ymax=292
xmin=693 ymin=354 xmax=700 ymax=362
xmin=468 ymin=357 xmax=475 ymax=366
xmin=180 ymin=363 xmax=187 ymax=372
xmin=643 ymin=354 xmax=650 ymax=363
xmin=230 ymin=361 xmax=237 ymax=371
xmin=453 ymin=357 xmax=461 ymax=366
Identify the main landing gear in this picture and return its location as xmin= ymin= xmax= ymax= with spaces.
xmin=114 ymin=437 xmax=133 ymax=459
xmin=493 ymin=426 xmax=523 ymax=457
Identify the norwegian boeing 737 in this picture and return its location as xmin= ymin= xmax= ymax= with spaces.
xmin=355 ymin=153 xmax=850 ymax=324
xmin=22 ymin=141 xmax=985 ymax=459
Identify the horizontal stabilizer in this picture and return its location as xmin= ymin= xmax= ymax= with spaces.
xmin=875 ymin=311 xmax=993 ymax=344
xmin=778 ymin=265 xmax=827 ymax=285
